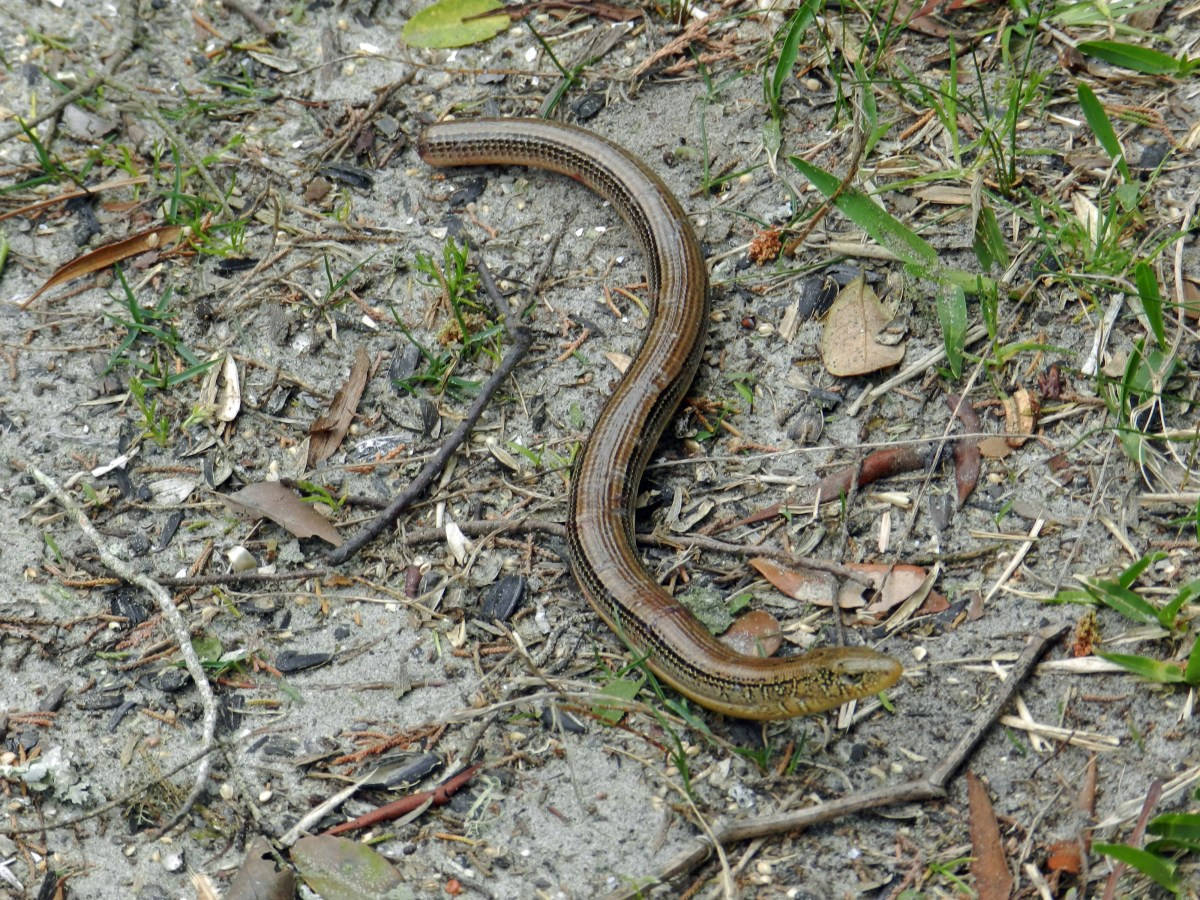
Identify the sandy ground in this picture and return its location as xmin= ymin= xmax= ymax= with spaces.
xmin=2 ymin=0 xmax=1199 ymax=897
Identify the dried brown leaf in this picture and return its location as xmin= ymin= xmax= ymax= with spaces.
xmin=748 ymin=557 xmax=837 ymax=605
xmin=225 ymin=835 xmax=294 ymax=900
xmin=719 ymin=610 xmax=783 ymax=658
xmin=820 ymin=276 xmax=906 ymax=376
xmin=846 ymin=563 xmax=930 ymax=616
xmin=967 ymin=770 xmax=1013 ymax=900
xmin=307 ymin=346 xmax=370 ymax=469
xmin=224 ymin=481 xmax=343 ymax=547
xmin=22 ymin=224 xmax=185 ymax=308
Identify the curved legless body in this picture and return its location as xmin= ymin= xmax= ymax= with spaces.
xmin=419 ymin=118 xmax=900 ymax=719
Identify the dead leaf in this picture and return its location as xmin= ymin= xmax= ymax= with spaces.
xmin=199 ymin=353 xmax=242 ymax=423
xmin=979 ymin=436 xmax=1016 ymax=459
xmin=719 ymin=610 xmax=783 ymax=658
xmin=224 ymin=481 xmax=342 ymax=547
xmin=604 ymin=350 xmax=632 ymax=374
xmin=1003 ymin=388 xmax=1038 ymax=447
xmin=748 ymin=557 xmax=837 ymax=606
xmin=0 ymin=174 xmax=149 ymax=223
xmin=820 ymin=276 xmax=906 ymax=376
xmin=21 ymin=224 xmax=185 ymax=308
xmin=967 ymin=771 xmax=1013 ymax=900
xmin=1045 ymin=839 xmax=1083 ymax=876
xmin=813 ymin=445 xmax=930 ymax=503
xmin=307 ymin=347 xmax=370 ymax=469
xmin=292 ymin=835 xmax=406 ymax=899
xmin=840 ymin=563 xmax=929 ymax=616
xmin=946 ymin=392 xmax=981 ymax=507
xmin=225 ymin=835 xmax=294 ymax=900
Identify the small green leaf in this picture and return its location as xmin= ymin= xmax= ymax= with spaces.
xmin=593 ymin=676 xmax=643 ymax=726
xmin=1046 ymin=588 xmax=1099 ymax=606
xmin=789 ymin=157 xmax=938 ymax=272
xmin=1184 ymin=634 xmax=1200 ymax=685
xmin=1160 ymin=578 xmax=1200 ymax=630
xmin=767 ymin=1 xmax=816 ymax=117
xmin=1089 ymin=579 xmax=1160 ymax=625
xmin=972 ymin=203 xmax=1008 ymax=272
xmin=1096 ymin=651 xmax=1185 ymax=684
xmin=1148 ymin=812 xmax=1200 ymax=843
xmin=1078 ymin=40 xmax=1195 ymax=76
xmin=678 ymin=586 xmax=734 ymax=635
xmin=937 ymin=285 xmax=967 ymax=379
xmin=402 ymin=0 xmax=510 ymax=49
xmin=1076 ymin=83 xmax=1129 ymax=180
xmin=1134 ymin=262 xmax=1167 ymax=347
xmin=1093 ymin=842 xmax=1180 ymax=894
xmin=1115 ymin=552 xmax=1165 ymax=590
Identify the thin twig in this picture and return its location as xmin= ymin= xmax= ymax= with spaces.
xmin=328 ymin=327 xmax=534 ymax=565
xmin=604 ymin=625 xmax=1069 ymax=899
xmin=28 ymin=466 xmax=219 ymax=839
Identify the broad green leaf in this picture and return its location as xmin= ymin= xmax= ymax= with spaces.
xmin=789 ymin=157 xmax=938 ymax=271
xmin=402 ymin=0 xmax=509 ymax=49
xmin=1077 ymin=40 xmax=1194 ymax=76
xmin=1134 ymin=262 xmax=1167 ymax=347
xmin=1096 ymin=651 xmax=1185 ymax=684
xmin=937 ymin=285 xmax=967 ymax=379
xmin=1076 ymin=83 xmax=1128 ymax=179
xmin=1093 ymin=842 xmax=1180 ymax=894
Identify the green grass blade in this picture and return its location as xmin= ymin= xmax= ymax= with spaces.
xmin=1148 ymin=812 xmax=1200 ymax=843
xmin=789 ymin=156 xmax=938 ymax=271
xmin=1115 ymin=552 xmax=1165 ymax=590
xmin=937 ymin=285 xmax=967 ymax=379
xmin=1092 ymin=842 xmax=1180 ymax=893
xmin=767 ymin=1 xmax=817 ymax=118
xmin=1185 ymin=634 xmax=1200 ymax=686
xmin=1090 ymin=579 xmax=1161 ymax=625
xmin=1133 ymin=262 xmax=1167 ymax=347
xmin=1096 ymin=651 xmax=1185 ymax=684
xmin=1159 ymin=578 xmax=1200 ymax=630
xmin=973 ymin=202 xmax=1008 ymax=272
xmin=1077 ymin=40 xmax=1193 ymax=76
xmin=1076 ymin=83 xmax=1129 ymax=180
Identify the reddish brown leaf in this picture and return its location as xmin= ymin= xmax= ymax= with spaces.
xmin=946 ymin=392 xmax=981 ymax=507
xmin=748 ymin=557 xmax=836 ymax=605
xmin=224 ymin=481 xmax=343 ymax=547
xmin=1045 ymin=839 xmax=1083 ymax=875
xmin=307 ymin=346 xmax=371 ymax=469
xmin=719 ymin=610 xmax=783 ymax=658
xmin=967 ymin=771 xmax=1013 ymax=900
xmin=0 ymin=174 xmax=149 ymax=223
xmin=813 ymin=445 xmax=930 ymax=503
xmin=22 ymin=224 xmax=184 ymax=307
xmin=851 ymin=563 xmax=930 ymax=616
